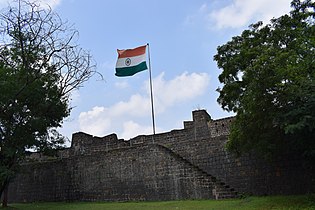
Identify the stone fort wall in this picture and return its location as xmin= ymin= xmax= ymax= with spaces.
xmin=8 ymin=110 xmax=315 ymax=202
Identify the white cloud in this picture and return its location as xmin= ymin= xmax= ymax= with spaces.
xmin=78 ymin=106 xmax=112 ymax=136
xmin=151 ymin=72 xmax=210 ymax=112
xmin=110 ymin=94 xmax=151 ymax=117
xmin=121 ymin=121 xmax=153 ymax=140
xmin=78 ymin=72 xmax=210 ymax=139
xmin=199 ymin=0 xmax=292 ymax=29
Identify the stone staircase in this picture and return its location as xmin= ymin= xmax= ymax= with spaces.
xmin=155 ymin=144 xmax=238 ymax=199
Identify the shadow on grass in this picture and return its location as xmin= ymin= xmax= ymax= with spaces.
xmin=2 ymin=194 xmax=315 ymax=210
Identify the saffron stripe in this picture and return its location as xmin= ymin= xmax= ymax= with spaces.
xmin=117 ymin=45 xmax=147 ymax=58
xmin=115 ymin=61 xmax=148 ymax=77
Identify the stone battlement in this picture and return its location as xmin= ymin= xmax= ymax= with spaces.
xmin=69 ymin=109 xmax=233 ymax=154
xmin=27 ymin=110 xmax=233 ymax=161
xmin=9 ymin=110 xmax=315 ymax=202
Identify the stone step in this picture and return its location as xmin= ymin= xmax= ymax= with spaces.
xmin=156 ymin=144 xmax=238 ymax=200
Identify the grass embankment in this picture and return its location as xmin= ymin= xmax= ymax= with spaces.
xmin=4 ymin=194 xmax=315 ymax=210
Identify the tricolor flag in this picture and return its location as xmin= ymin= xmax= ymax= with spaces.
xmin=115 ymin=45 xmax=148 ymax=77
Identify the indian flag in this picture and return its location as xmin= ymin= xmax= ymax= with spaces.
xmin=115 ymin=45 xmax=148 ymax=77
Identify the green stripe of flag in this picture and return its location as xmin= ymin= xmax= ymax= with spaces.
xmin=115 ymin=61 xmax=148 ymax=77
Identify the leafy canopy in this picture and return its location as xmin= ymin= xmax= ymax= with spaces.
xmin=214 ymin=0 xmax=315 ymax=161
xmin=0 ymin=1 xmax=98 ymax=205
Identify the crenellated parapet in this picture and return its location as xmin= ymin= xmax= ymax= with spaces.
xmin=70 ymin=132 xmax=128 ymax=155
xmin=27 ymin=109 xmax=233 ymax=161
xmin=69 ymin=109 xmax=233 ymax=154
xmin=208 ymin=117 xmax=234 ymax=138
xmin=9 ymin=109 xmax=315 ymax=203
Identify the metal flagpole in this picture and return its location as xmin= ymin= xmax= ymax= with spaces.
xmin=147 ymin=43 xmax=156 ymax=143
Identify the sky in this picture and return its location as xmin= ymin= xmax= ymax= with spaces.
xmin=0 ymin=0 xmax=293 ymax=142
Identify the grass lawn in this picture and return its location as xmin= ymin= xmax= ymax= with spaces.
xmin=4 ymin=195 xmax=315 ymax=210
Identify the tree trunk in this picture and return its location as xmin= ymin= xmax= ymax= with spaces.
xmin=0 ymin=183 xmax=4 ymax=207
xmin=0 ymin=187 xmax=3 ymax=206
xmin=1 ymin=182 xmax=8 ymax=208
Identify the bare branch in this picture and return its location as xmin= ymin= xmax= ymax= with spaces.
xmin=0 ymin=0 xmax=100 ymax=100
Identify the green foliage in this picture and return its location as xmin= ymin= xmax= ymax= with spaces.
xmin=214 ymin=0 xmax=315 ymax=161
xmin=0 ymin=1 xmax=97 ymax=204
xmin=4 ymin=195 xmax=315 ymax=210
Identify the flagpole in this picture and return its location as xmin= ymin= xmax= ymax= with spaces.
xmin=147 ymin=43 xmax=156 ymax=142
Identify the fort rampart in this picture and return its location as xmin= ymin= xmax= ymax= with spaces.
xmin=8 ymin=110 xmax=315 ymax=202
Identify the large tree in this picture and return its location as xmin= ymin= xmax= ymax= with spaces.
xmin=214 ymin=0 xmax=315 ymax=161
xmin=0 ymin=1 xmax=98 ymax=207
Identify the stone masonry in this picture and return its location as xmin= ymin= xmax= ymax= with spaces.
xmin=8 ymin=110 xmax=315 ymax=202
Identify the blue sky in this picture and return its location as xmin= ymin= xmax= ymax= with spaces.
xmin=0 ymin=0 xmax=292 ymax=141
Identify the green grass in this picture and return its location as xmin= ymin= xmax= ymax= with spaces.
xmin=4 ymin=195 xmax=315 ymax=210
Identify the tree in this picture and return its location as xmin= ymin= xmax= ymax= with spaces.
xmin=0 ymin=1 xmax=98 ymax=207
xmin=214 ymin=0 xmax=315 ymax=161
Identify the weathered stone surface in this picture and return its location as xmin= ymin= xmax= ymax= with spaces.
xmin=8 ymin=110 xmax=315 ymax=202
